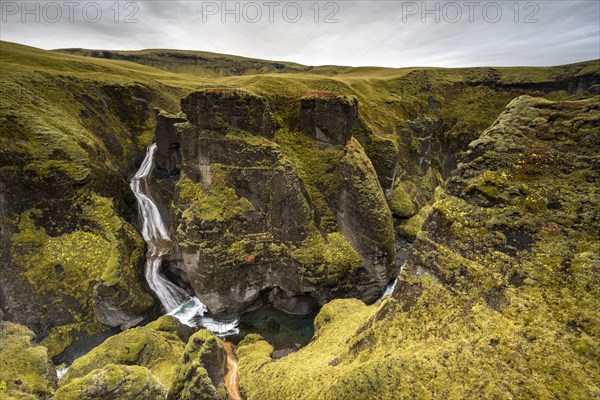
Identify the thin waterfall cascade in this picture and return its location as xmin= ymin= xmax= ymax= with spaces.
xmin=131 ymin=144 xmax=189 ymax=312
xmin=131 ymin=144 xmax=238 ymax=335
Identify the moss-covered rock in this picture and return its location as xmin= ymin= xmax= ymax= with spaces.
xmin=52 ymin=364 xmax=167 ymax=400
xmin=0 ymin=322 xmax=57 ymax=399
xmin=169 ymin=91 xmax=395 ymax=316
xmin=336 ymin=139 xmax=396 ymax=300
xmin=7 ymin=193 xmax=154 ymax=353
xmin=0 ymin=42 xmax=181 ymax=357
xmin=236 ymin=96 xmax=600 ymax=399
xmin=394 ymin=205 xmax=430 ymax=241
xmin=60 ymin=317 xmax=186 ymax=389
xmin=167 ymin=330 xmax=227 ymax=400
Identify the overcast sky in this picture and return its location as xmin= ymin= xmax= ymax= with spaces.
xmin=1 ymin=1 xmax=599 ymax=67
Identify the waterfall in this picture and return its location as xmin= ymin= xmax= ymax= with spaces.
xmin=130 ymin=143 xmax=190 ymax=312
xmin=131 ymin=144 xmax=238 ymax=335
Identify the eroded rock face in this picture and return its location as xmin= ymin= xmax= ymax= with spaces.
xmin=234 ymin=95 xmax=600 ymax=400
xmin=300 ymin=96 xmax=358 ymax=145
xmin=154 ymin=109 xmax=186 ymax=176
xmin=157 ymin=90 xmax=395 ymax=316
xmin=181 ymin=90 xmax=277 ymax=138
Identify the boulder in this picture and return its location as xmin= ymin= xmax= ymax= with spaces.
xmin=0 ymin=321 xmax=57 ymax=399
xmin=53 ymin=364 xmax=167 ymax=400
xmin=60 ymin=316 xmax=186 ymax=390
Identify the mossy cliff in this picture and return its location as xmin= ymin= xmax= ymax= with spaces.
xmin=236 ymin=96 xmax=600 ymax=399
xmin=0 ymin=42 xmax=191 ymax=359
xmin=164 ymin=89 xmax=395 ymax=316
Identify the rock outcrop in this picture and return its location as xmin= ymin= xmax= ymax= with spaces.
xmin=167 ymin=330 xmax=228 ymax=400
xmin=300 ymin=95 xmax=358 ymax=145
xmin=157 ymin=89 xmax=395 ymax=316
xmin=52 ymin=364 xmax=167 ymax=400
xmin=60 ymin=316 xmax=187 ymax=390
xmin=181 ymin=90 xmax=278 ymax=138
xmin=236 ymin=96 xmax=600 ymax=399
xmin=0 ymin=321 xmax=57 ymax=399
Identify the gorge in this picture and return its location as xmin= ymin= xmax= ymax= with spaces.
xmin=0 ymin=41 xmax=599 ymax=399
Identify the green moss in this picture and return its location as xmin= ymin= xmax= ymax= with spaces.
xmin=10 ymin=193 xmax=152 ymax=339
xmin=53 ymin=364 xmax=167 ymax=400
xmin=389 ymin=182 xmax=418 ymax=218
xmin=61 ymin=322 xmax=185 ymax=389
xmin=167 ymin=330 xmax=227 ymax=400
xmin=238 ymin=299 xmax=375 ymax=399
xmin=14 ymin=209 xmax=113 ymax=303
xmin=395 ymin=206 xmax=430 ymax=241
xmin=0 ymin=322 xmax=56 ymax=398
xmin=177 ymin=172 xmax=254 ymax=224
xmin=275 ymin=129 xmax=344 ymax=231
xmin=291 ymin=231 xmax=362 ymax=284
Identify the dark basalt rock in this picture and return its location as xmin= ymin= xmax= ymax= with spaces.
xmin=155 ymin=90 xmax=395 ymax=316
xmin=300 ymin=95 xmax=358 ymax=145
xmin=181 ymin=90 xmax=278 ymax=138
xmin=155 ymin=109 xmax=186 ymax=176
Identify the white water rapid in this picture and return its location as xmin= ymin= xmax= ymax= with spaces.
xmin=131 ymin=144 xmax=238 ymax=335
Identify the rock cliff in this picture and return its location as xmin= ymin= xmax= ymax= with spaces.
xmin=237 ymin=95 xmax=600 ymax=399
xmin=157 ymin=90 xmax=395 ymax=316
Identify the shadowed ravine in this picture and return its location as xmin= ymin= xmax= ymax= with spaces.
xmin=131 ymin=143 xmax=243 ymax=397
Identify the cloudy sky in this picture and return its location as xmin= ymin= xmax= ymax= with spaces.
xmin=1 ymin=1 xmax=599 ymax=67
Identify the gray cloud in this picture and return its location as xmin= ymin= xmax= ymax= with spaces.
xmin=1 ymin=0 xmax=598 ymax=67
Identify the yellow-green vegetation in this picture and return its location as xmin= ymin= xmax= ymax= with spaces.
xmin=276 ymin=129 xmax=344 ymax=231
xmin=10 ymin=193 xmax=154 ymax=356
xmin=168 ymin=330 xmax=227 ymax=400
xmin=52 ymin=364 xmax=167 ymax=400
xmin=176 ymin=172 xmax=255 ymax=224
xmin=337 ymin=139 xmax=396 ymax=257
xmin=237 ymin=299 xmax=377 ymax=399
xmin=61 ymin=317 xmax=186 ymax=390
xmin=389 ymin=181 xmax=418 ymax=218
xmin=0 ymin=322 xmax=56 ymax=399
xmin=291 ymin=231 xmax=362 ymax=286
xmin=237 ymin=96 xmax=600 ymax=399
xmin=2 ymin=39 xmax=599 ymax=376
xmin=394 ymin=205 xmax=431 ymax=241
